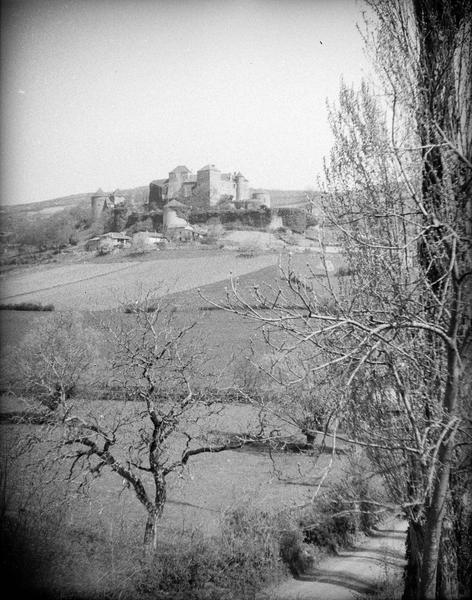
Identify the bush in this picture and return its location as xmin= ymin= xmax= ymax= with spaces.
xmin=0 ymin=302 xmax=54 ymax=311
xmin=131 ymin=232 xmax=153 ymax=254
xmin=201 ymin=223 xmax=225 ymax=245
xmin=237 ymin=245 xmax=261 ymax=258
xmin=306 ymin=214 xmax=319 ymax=228
xmin=279 ymin=528 xmax=314 ymax=577
xmin=336 ymin=265 xmax=357 ymax=276
xmin=189 ymin=208 xmax=273 ymax=230
xmin=98 ymin=238 xmax=115 ymax=255
xmin=137 ymin=505 xmax=288 ymax=599
xmin=300 ymin=459 xmax=385 ymax=554
xmin=277 ymin=208 xmax=307 ymax=233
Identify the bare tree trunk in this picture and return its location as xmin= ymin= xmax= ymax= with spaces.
xmin=436 ymin=510 xmax=458 ymax=600
xmin=143 ymin=475 xmax=167 ymax=558
xmin=404 ymin=520 xmax=424 ymax=600
xmin=143 ymin=507 xmax=163 ymax=559
xmin=419 ymin=342 xmax=460 ymax=599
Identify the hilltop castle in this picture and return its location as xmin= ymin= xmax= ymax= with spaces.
xmin=148 ymin=164 xmax=269 ymax=209
xmin=90 ymin=164 xmax=272 ymax=224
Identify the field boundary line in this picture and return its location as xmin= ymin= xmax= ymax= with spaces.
xmin=0 ymin=263 xmax=136 ymax=301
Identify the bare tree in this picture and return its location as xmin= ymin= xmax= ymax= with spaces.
xmin=5 ymin=312 xmax=100 ymax=411
xmin=203 ymin=1 xmax=471 ymax=598
xmin=48 ymin=295 xmax=256 ymax=557
xmin=131 ymin=231 xmax=153 ymax=254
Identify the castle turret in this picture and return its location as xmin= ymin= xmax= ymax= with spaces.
xmin=235 ymin=172 xmax=250 ymax=203
xmin=91 ymin=188 xmax=108 ymax=221
xmin=167 ymin=165 xmax=191 ymax=199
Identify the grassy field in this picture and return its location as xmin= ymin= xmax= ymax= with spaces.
xmin=1 ymin=397 xmax=349 ymax=598
xmin=0 ymin=247 xmax=354 ymax=598
xmin=0 ymin=248 xmax=343 ymax=377
xmin=0 ymin=250 xmax=282 ymax=310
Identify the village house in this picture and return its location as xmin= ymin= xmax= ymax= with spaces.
xmin=85 ymin=231 xmax=130 ymax=252
xmin=133 ymin=231 xmax=168 ymax=247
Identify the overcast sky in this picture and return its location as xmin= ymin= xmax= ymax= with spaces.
xmin=1 ymin=0 xmax=371 ymax=206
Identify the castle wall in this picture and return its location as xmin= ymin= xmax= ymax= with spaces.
xmin=252 ymin=191 xmax=271 ymax=208
xmin=219 ymin=176 xmax=237 ymax=199
xmin=197 ymin=166 xmax=221 ymax=206
xmin=149 ymin=183 xmax=166 ymax=209
xmin=149 ymin=165 xmax=251 ymax=209
xmin=167 ymin=172 xmax=181 ymax=199
xmin=238 ymin=179 xmax=250 ymax=202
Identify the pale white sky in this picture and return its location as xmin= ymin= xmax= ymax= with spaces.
xmin=1 ymin=0 xmax=371 ymax=205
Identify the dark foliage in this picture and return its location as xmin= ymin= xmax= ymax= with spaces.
xmin=0 ymin=302 xmax=54 ymax=311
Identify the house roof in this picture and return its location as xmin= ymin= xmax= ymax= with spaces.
xmin=198 ymin=164 xmax=220 ymax=172
xmin=170 ymin=165 xmax=191 ymax=174
xmin=150 ymin=178 xmax=168 ymax=188
xmin=92 ymin=188 xmax=108 ymax=197
xmin=139 ymin=231 xmax=164 ymax=238
xmin=102 ymin=232 xmax=130 ymax=240
xmin=168 ymin=224 xmax=194 ymax=231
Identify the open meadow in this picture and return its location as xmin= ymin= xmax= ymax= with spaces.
xmin=0 ymin=248 xmax=345 ymax=381
xmin=2 ymin=397 xmax=349 ymax=596
xmin=0 ymin=250 xmax=281 ymax=310
xmin=0 ymin=247 xmax=356 ymax=599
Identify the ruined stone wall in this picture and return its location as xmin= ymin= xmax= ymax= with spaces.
xmin=219 ymin=176 xmax=237 ymax=198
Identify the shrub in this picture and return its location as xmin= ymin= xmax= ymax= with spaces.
xmin=279 ymin=528 xmax=314 ymax=577
xmin=301 ymin=459 xmax=385 ymax=553
xmin=98 ymin=237 xmax=115 ymax=255
xmin=131 ymin=232 xmax=153 ymax=254
xmin=137 ymin=505 xmax=288 ymax=599
xmin=306 ymin=214 xmax=319 ymax=228
xmin=189 ymin=208 xmax=273 ymax=230
xmin=201 ymin=223 xmax=225 ymax=245
xmin=335 ymin=265 xmax=357 ymax=276
xmin=237 ymin=245 xmax=261 ymax=258
xmin=277 ymin=208 xmax=307 ymax=233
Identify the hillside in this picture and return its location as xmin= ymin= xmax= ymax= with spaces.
xmin=0 ymin=185 xmax=319 ymax=222
xmin=1 ymin=186 xmax=149 ymax=219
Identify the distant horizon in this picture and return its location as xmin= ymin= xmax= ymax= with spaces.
xmin=2 ymin=178 xmax=321 ymax=209
xmin=1 ymin=0 xmax=372 ymax=206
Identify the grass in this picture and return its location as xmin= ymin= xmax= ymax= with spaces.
xmin=0 ymin=398 xmax=350 ymax=598
xmin=0 ymin=250 xmax=280 ymax=310
xmin=0 ymin=250 xmax=342 ymax=390
xmin=0 ymin=245 xmax=359 ymax=597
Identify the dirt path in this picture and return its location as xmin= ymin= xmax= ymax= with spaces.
xmin=267 ymin=517 xmax=406 ymax=600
